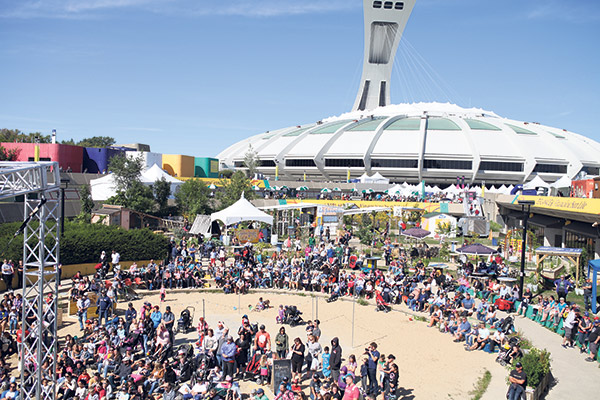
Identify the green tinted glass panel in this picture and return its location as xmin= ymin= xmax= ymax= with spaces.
xmin=347 ymin=118 xmax=387 ymax=132
xmin=262 ymin=133 xmax=278 ymax=139
xmin=507 ymin=124 xmax=537 ymax=135
xmin=282 ymin=127 xmax=310 ymax=137
xmin=427 ymin=118 xmax=461 ymax=131
xmin=464 ymin=119 xmax=501 ymax=131
xmin=546 ymin=130 xmax=566 ymax=139
xmin=309 ymin=120 xmax=351 ymax=134
xmin=384 ymin=118 xmax=421 ymax=131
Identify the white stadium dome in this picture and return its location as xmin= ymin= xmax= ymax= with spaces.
xmin=217 ymin=102 xmax=600 ymax=185
xmin=217 ymin=0 xmax=600 ymax=185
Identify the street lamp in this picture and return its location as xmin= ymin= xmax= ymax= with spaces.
xmin=60 ymin=177 xmax=71 ymax=237
xmin=518 ymin=200 xmax=535 ymax=299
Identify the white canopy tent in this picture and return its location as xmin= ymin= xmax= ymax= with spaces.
xmin=550 ymin=175 xmax=572 ymax=189
xmin=524 ymin=175 xmax=550 ymax=189
xmin=358 ymin=172 xmax=390 ymax=184
xmin=90 ymin=164 xmax=183 ymax=201
xmin=211 ymin=193 xmax=273 ymax=226
xmin=189 ymin=215 xmax=212 ymax=236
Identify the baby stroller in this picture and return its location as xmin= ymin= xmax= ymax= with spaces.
xmin=177 ymin=306 xmax=195 ymax=333
xmin=326 ymin=289 xmax=340 ymax=303
xmin=496 ymin=336 xmax=520 ymax=366
xmin=375 ymin=291 xmax=391 ymax=313
xmin=284 ymin=306 xmax=304 ymax=327
xmin=495 ymin=315 xmax=515 ymax=334
xmin=243 ymin=352 xmax=262 ymax=381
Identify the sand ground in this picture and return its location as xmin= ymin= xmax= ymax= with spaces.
xmin=59 ymin=289 xmax=506 ymax=400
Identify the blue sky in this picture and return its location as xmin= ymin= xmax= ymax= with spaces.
xmin=1 ymin=0 xmax=599 ymax=157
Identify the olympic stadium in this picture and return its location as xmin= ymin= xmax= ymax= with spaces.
xmin=217 ymin=0 xmax=600 ymax=185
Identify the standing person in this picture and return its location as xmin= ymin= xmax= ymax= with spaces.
xmin=1 ymin=260 xmax=14 ymax=292
xmin=276 ymin=327 xmax=289 ymax=359
xmin=582 ymin=278 xmax=594 ymax=312
xmin=585 ymin=318 xmax=600 ymax=362
xmin=561 ymin=305 xmax=578 ymax=348
xmin=365 ymin=342 xmax=380 ymax=395
xmin=125 ymin=303 xmax=137 ymax=335
xmin=160 ymin=285 xmax=166 ymax=302
xmin=221 ymin=335 xmax=237 ymax=379
xmin=17 ymin=261 xmax=24 ymax=290
xmin=162 ymin=306 xmax=175 ymax=341
xmin=506 ymin=362 xmax=527 ymax=400
xmin=306 ymin=335 xmax=322 ymax=380
xmin=554 ymin=276 xmax=572 ymax=301
xmin=111 ymin=250 xmax=120 ymax=271
xmin=330 ymin=337 xmax=342 ymax=382
xmin=77 ymin=294 xmax=91 ymax=331
xmin=290 ymin=338 xmax=305 ymax=382
xmin=254 ymin=325 xmax=271 ymax=354
xmin=96 ymin=291 xmax=112 ymax=326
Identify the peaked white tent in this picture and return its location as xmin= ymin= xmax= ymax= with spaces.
xmin=359 ymin=172 xmax=390 ymax=184
xmin=388 ymin=184 xmax=403 ymax=195
xmin=550 ymin=175 xmax=572 ymax=189
xmin=524 ymin=175 xmax=550 ymax=189
xmin=211 ymin=193 xmax=273 ymax=226
xmin=90 ymin=164 xmax=183 ymax=201
xmin=141 ymin=164 xmax=184 ymax=196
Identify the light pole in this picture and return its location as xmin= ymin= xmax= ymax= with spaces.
xmin=518 ymin=200 xmax=535 ymax=300
xmin=60 ymin=177 xmax=71 ymax=237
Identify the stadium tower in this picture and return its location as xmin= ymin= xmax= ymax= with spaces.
xmin=353 ymin=0 xmax=416 ymax=111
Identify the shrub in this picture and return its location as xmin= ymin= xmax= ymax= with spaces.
xmin=515 ymin=347 xmax=551 ymax=388
xmin=0 ymin=221 xmax=169 ymax=265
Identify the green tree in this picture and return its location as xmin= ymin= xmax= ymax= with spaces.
xmin=217 ymin=170 xmax=255 ymax=210
xmin=76 ymin=184 xmax=95 ymax=223
xmin=108 ymin=154 xmax=144 ymax=192
xmin=107 ymin=180 xmax=155 ymax=213
xmin=243 ymin=144 xmax=259 ymax=178
xmin=0 ymin=128 xmax=51 ymax=143
xmin=77 ymin=136 xmax=116 ymax=148
xmin=175 ymin=179 xmax=212 ymax=217
xmin=61 ymin=138 xmax=76 ymax=145
xmin=153 ymin=177 xmax=171 ymax=212
xmin=0 ymin=145 xmax=19 ymax=161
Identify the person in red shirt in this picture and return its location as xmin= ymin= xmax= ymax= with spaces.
xmin=254 ymin=324 xmax=271 ymax=353
xmin=342 ymin=374 xmax=360 ymax=400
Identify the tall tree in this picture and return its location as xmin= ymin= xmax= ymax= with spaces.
xmin=108 ymin=154 xmax=144 ymax=192
xmin=216 ymin=170 xmax=255 ymax=210
xmin=77 ymin=136 xmax=116 ymax=148
xmin=79 ymin=184 xmax=94 ymax=215
xmin=0 ymin=128 xmax=51 ymax=143
xmin=243 ymin=144 xmax=259 ymax=178
xmin=175 ymin=179 xmax=212 ymax=217
xmin=0 ymin=145 xmax=19 ymax=161
xmin=153 ymin=177 xmax=171 ymax=212
xmin=106 ymin=180 xmax=155 ymax=214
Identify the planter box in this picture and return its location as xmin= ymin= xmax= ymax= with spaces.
xmin=525 ymin=371 xmax=553 ymax=400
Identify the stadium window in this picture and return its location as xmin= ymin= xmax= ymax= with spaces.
xmin=325 ymin=159 xmax=365 ymax=168
xmin=373 ymin=1 xmax=382 ymax=8
xmin=259 ymin=160 xmax=276 ymax=167
xmin=285 ymin=159 xmax=316 ymax=167
xmin=233 ymin=161 xmax=244 ymax=168
xmin=384 ymin=1 xmax=393 ymax=9
xmin=478 ymin=161 xmax=524 ymax=172
xmin=395 ymin=2 xmax=404 ymax=10
xmin=533 ymin=164 xmax=567 ymax=174
xmin=423 ymin=159 xmax=472 ymax=170
xmin=581 ymin=166 xmax=600 ymax=175
xmin=371 ymin=159 xmax=418 ymax=168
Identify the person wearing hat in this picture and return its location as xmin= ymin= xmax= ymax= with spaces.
xmin=585 ymin=318 xmax=600 ymax=362
xmin=561 ymin=304 xmax=578 ymax=348
xmin=507 ymin=362 xmax=526 ymax=400
xmin=253 ymin=388 xmax=268 ymax=400
xmin=254 ymin=324 xmax=271 ymax=354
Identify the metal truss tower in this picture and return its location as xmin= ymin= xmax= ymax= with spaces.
xmin=0 ymin=162 xmax=61 ymax=400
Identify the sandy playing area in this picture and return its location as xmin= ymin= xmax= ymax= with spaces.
xmin=59 ymin=289 xmax=506 ymax=399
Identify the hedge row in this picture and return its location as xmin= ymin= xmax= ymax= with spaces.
xmin=0 ymin=221 xmax=169 ymax=265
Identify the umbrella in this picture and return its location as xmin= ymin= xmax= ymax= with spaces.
xmin=280 ymin=185 xmax=288 ymax=190
xmin=296 ymin=186 xmax=308 ymax=191
xmin=271 ymin=186 xmax=280 ymax=191
xmin=207 ymin=183 xmax=217 ymax=190
xmin=362 ymin=188 xmax=374 ymax=194
xmin=321 ymin=188 xmax=331 ymax=193
xmin=333 ymin=187 xmax=342 ymax=192
xmin=455 ymin=243 xmax=498 ymax=255
xmin=401 ymin=227 xmax=431 ymax=239
xmin=252 ymin=185 xmax=261 ymax=191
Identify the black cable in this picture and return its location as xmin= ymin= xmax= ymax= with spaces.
xmin=0 ymin=197 xmax=47 ymax=258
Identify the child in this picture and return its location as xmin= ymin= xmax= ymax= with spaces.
xmin=160 ymin=285 xmax=166 ymax=302
xmin=277 ymin=305 xmax=285 ymax=324
xmin=8 ymin=309 xmax=18 ymax=334
xmin=321 ymin=346 xmax=331 ymax=379
xmin=259 ymin=354 xmax=269 ymax=385
xmin=360 ymin=356 xmax=369 ymax=394
xmin=210 ymin=250 xmax=217 ymax=268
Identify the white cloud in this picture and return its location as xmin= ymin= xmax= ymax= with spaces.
xmin=0 ymin=0 xmax=358 ymax=19
xmin=525 ymin=0 xmax=600 ymax=23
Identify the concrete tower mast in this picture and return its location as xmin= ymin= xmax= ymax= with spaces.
xmin=353 ymin=0 xmax=416 ymax=112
